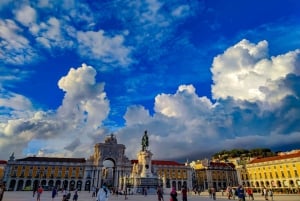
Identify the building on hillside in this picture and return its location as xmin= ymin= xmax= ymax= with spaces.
xmin=190 ymin=159 xmax=238 ymax=191
xmin=3 ymin=134 xmax=192 ymax=191
xmin=236 ymin=150 xmax=300 ymax=193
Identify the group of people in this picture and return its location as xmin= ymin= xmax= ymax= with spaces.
xmin=158 ymin=185 xmax=188 ymax=201
xmin=226 ymin=185 xmax=273 ymax=201
xmin=226 ymin=185 xmax=254 ymax=201
xmin=32 ymin=186 xmax=80 ymax=201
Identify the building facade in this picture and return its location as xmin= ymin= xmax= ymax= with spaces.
xmin=237 ymin=150 xmax=300 ymax=193
xmin=190 ymin=159 xmax=238 ymax=191
xmin=4 ymin=154 xmax=86 ymax=191
xmin=3 ymin=134 xmax=192 ymax=191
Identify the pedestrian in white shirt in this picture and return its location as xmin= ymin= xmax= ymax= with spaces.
xmin=96 ymin=184 xmax=110 ymax=201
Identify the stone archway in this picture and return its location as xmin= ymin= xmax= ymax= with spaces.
xmin=17 ymin=180 xmax=24 ymax=191
xmin=92 ymin=134 xmax=131 ymax=188
xmin=102 ymin=159 xmax=115 ymax=187
xmin=9 ymin=179 xmax=16 ymax=191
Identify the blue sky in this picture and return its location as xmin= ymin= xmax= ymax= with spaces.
xmin=0 ymin=0 xmax=300 ymax=161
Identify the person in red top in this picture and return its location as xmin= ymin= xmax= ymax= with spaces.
xmin=37 ymin=186 xmax=43 ymax=201
xmin=246 ymin=187 xmax=254 ymax=200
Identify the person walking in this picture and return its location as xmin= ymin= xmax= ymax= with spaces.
xmin=92 ymin=186 xmax=96 ymax=197
xmin=36 ymin=186 xmax=43 ymax=201
xmin=263 ymin=187 xmax=268 ymax=200
xmin=51 ymin=187 xmax=57 ymax=201
xmin=96 ymin=184 xmax=110 ymax=201
xmin=181 ymin=186 xmax=187 ymax=201
xmin=73 ymin=189 xmax=79 ymax=201
xmin=211 ymin=187 xmax=216 ymax=200
xmin=269 ymin=189 xmax=273 ymax=201
xmin=170 ymin=187 xmax=178 ymax=201
xmin=157 ymin=186 xmax=164 ymax=201
xmin=62 ymin=188 xmax=67 ymax=201
xmin=232 ymin=188 xmax=236 ymax=200
xmin=236 ymin=185 xmax=246 ymax=201
xmin=246 ymin=187 xmax=254 ymax=200
xmin=33 ymin=184 xmax=38 ymax=197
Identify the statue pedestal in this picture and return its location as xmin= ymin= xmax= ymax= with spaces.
xmin=138 ymin=150 xmax=153 ymax=177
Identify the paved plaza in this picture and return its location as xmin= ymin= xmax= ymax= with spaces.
xmin=2 ymin=191 xmax=300 ymax=201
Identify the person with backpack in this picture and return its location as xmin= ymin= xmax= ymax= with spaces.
xmin=236 ymin=185 xmax=246 ymax=201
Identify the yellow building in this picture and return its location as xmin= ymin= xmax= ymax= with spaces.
xmin=237 ymin=150 xmax=300 ymax=193
xmin=4 ymin=154 xmax=86 ymax=191
xmin=151 ymin=160 xmax=190 ymax=190
xmin=0 ymin=160 xmax=7 ymax=184
xmin=190 ymin=159 xmax=238 ymax=191
xmin=3 ymin=134 xmax=192 ymax=191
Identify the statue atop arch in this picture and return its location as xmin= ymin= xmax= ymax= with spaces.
xmin=141 ymin=130 xmax=149 ymax=151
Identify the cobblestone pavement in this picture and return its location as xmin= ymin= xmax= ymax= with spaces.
xmin=2 ymin=191 xmax=300 ymax=201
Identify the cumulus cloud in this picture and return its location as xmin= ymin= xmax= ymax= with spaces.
xmin=211 ymin=39 xmax=300 ymax=105
xmin=117 ymin=40 xmax=300 ymax=161
xmin=58 ymin=63 xmax=110 ymax=130
xmin=124 ymin=105 xmax=151 ymax=126
xmin=0 ymin=64 xmax=110 ymax=159
xmin=1 ymin=39 xmax=300 ymax=161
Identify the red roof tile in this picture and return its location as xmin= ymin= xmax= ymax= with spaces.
xmin=250 ymin=151 xmax=300 ymax=164
xmin=16 ymin=157 xmax=86 ymax=163
xmin=209 ymin=162 xmax=235 ymax=168
xmin=0 ymin=160 xmax=7 ymax=165
xmin=131 ymin=160 xmax=185 ymax=166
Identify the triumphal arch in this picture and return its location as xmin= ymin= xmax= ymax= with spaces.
xmin=86 ymin=134 xmax=132 ymax=189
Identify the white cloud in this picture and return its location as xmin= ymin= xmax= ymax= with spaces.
xmin=1 ymin=39 xmax=300 ymax=161
xmin=211 ymin=39 xmax=300 ymax=104
xmin=58 ymin=64 xmax=110 ymax=130
xmin=77 ymin=30 xmax=133 ymax=68
xmin=0 ymin=19 xmax=36 ymax=65
xmin=34 ymin=17 xmax=74 ymax=49
xmin=171 ymin=5 xmax=190 ymax=17
xmin=124 ymin=105 xmax=151 ymax=126
xmin=0 ymin=64 xmax=110 ymax=159
xmin=0 ymin=90 xmax=33 ymax=112
xmin=14 ymin=5 xmax=37 ymax=26
xmin=154 ymin=84 xmax=213 ymax=118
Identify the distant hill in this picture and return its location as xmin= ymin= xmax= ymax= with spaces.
xmin=212 ymin=148 xmax=276 ymax=160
